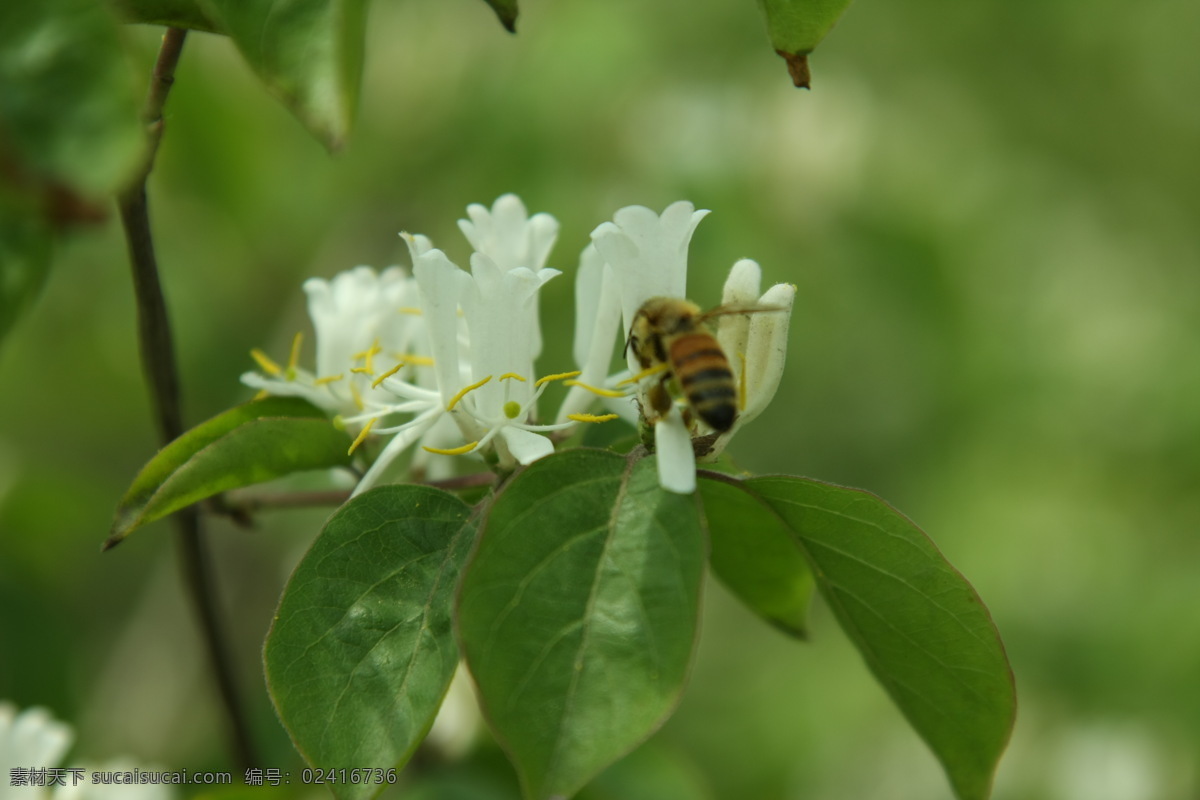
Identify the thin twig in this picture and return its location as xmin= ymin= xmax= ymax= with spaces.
xmin=216 ymin=472 xmax=498 ymax=522
xmin=115 ymin=27 xmax=257 ymax=771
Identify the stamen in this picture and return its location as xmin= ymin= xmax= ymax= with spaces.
xmin=535 ymin=370 xmax=582 ymax=387
xmin=423 ymin=440 xmax=479 ymax=456
xmin=250 ymin=348 xmax=283 ymax=377
xmin=353 ymin=339 xmax=382 ymax=373
xmin=371 ymin=362 xmax=405 ymax=388
xmin=737 ymin=352 xmax=748 ymax=411
xmin=499 ymin=372 xmax=528 ymax=382
xmin=253 ymin=389 xmax=271 ymax=401
xmin=616 ymin=363 xmax=669 ymax=387
xmin=564 ymin=380 xmax=627 ymax=399
xmin=350 ymin=366 xmax=374 ymax=376
xmin=348 ymin=381 xmax=364 ymax=411
xmin=393 ymin=353 xmax=434 ymax=367
xmin=398 ymin=307 xmax=423 ymax=315
xmin=447 ymin=375 xmax=492 ymax=411
xmin=314 ymin=374 xmax=344 ymax=386
xmin=568 ymin=413 xmax=620 ymax=423
xmin=347 ymin=418 xmax=377 ymax=456
xmin=286 ymin=332 xmax=303 ymax=380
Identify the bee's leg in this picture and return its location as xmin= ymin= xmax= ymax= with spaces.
xmin=647 ymin=380 xmax=672 ymax=422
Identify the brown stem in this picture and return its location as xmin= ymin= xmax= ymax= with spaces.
xmin=115 ymin=27 xmax=257 ymax=771
xmin=216 ymin=472 xmax=498 ymax=522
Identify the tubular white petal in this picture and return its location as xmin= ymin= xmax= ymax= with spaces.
xmin=4 ymin=704 xmax=74 ymax=768
xmin=716 ymin=258 xmax=764 ymax=388
xmin=558 ymin=252 xmax=623 ymax=423
xmin=654 ymin=409 xmax=697 ymax=494
xmin=738 ymin=282 xmax=795 ymax=428
xmin=412 ymin=249 xmax=468 ymax=406
xmin=722 ymin=258 xmax=762 ymax=305
xmin=571 ymin=244 xmax=605 ymax=368
xmin=590 ymin=201 xmax=709 ymax=348
xmin=499 ymin=426 xmax=556 ymax=465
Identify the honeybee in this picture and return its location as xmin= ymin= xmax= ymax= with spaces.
xmin=625 ymin=296 xmax=783 ymax=433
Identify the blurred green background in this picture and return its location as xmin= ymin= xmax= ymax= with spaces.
xmin=2 ymin=0 xmax=1199 ymax=797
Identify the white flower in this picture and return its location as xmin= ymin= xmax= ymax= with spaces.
xmin=714 ymin=259 xmax=795 ymax=438
xmin=562 ymin=202 xmax=792 ymax=494
xmin=458 ymin=194 xmax=559 ymax=355
xmin=240 ymin=265 xmax=429 ymax=432
xmin=351 ymin=198 xmax=579 ymax=493
xmin=0 ymin=703 xmax=73 ymax=784
xmin=0 ymin=702 xmax=175 ymax=800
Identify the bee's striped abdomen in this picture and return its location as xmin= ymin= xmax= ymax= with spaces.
xmin=669 ymin=332 xmax=737 ymax=432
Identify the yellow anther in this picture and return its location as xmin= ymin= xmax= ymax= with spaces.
xmin=353 ymin=339 xmax=382 ymax=373
xmin=350 ymin=366 xmax=374 ymax=376
xmin=398 ymin=307 xmax=423 ymax=315
xmin=314 ymin=374 xmax=344 ymax=386
xmin=617 ymin=363 xmax=668 ymax=387
xmin=347 ymin=418 xmax=377 ymax=456
xmin=253 ymin=389 xmax=271 ymax=401
xmin=564 ymin=380 xmax=626 ymax=398
xmin=348 ymin=381 xmax=364 ymax=411
xmin=286 ymin=331 xmax=303 ymax=375
xmin=534 ymin=370 xmax=582 ymax=387
xmin=499 ymin=372 xmax=528 ymax=382
xmin=250 ymin=348 xmax=283 ymax=377
xmin=423 ymin=441 xmax=479 ymax=456
xmin=568 ymin=413 xmax=620 ymax=423
xmin=447 ymin=375 xmax=492 ymax=411
xmin=393 ymin=353 xmax=434 ymax=367
xmin=371 ymin=362 xmax=406 ymax=388
xmin=737 ymin=352 xmax=748 ymax=411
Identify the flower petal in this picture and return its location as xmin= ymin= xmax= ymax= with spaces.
xmin=352 ymin=408 xmax=442 ymax=496
xmin=716 ymin=258 xmax=763 ymax=388
xmin=499 ymin=426 xmax=555 ymax=465
xmin=2 ymin=703 xmax=73 ymax=769
xmin=590 ymin=201 xmax=709 ymax=330
xmin=654 ymin=409 xmax=696 ymax=494
xmin=738 ymin=282 xmax=795 ymax=428
xmin=412 ymin=248 xmax=469 ymax=406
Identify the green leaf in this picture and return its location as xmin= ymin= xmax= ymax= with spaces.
xmin=698 ymin=474 xmax=815 ymax=637
xmin=197 ymin=0 xmax=368 ymax=150
xmin=0 ymin=0 xmax=145 ymax=195
xmin=264 ymin=486 xmax=476 ymax=800
xmin=478 ymin=0 xmax=518 ymax=32
xmin=458 ymin=450 xmax=705 ymax=800
xmin=710 ymin=473 xmax=1015 ymax=800
xmin=105 ymin=396 xmax=352 ymax=548
xmin=107 ymin=0 xmax=224 ymax=33
xmin=754 ymin=0 xmax=855 ymax=87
